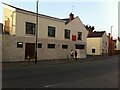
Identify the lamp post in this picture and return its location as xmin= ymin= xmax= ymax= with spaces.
xmin=111 ymin=26 xmax=113 ymax=37
xmin=35 ymin=0 xmax=39 ymax=64
xmin=110 ymin=26 xmax=113 ymax=55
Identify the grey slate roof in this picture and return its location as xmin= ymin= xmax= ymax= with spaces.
xmin=87 ymin=31 xmax=105 ymax=38
xmin=2 ymin=2 xmax=65 ymax=23
xmin=61 ymin=18 xmax=69 ymax=24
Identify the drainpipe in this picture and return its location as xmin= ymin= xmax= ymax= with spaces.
xmin=11 ymin=11 xmax=15 ymax=34
xmin=100 ymin=38 xmax=102 ymax=55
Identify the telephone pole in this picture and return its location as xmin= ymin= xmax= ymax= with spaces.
xmin=35 ymin=0 xmax=39 ymax=64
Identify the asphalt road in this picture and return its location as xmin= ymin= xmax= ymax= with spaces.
xmin=2 ymin=55 xmax=119 ymax=88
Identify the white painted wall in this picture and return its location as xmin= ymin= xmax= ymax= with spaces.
xmin=2 ymin=4 xmax=88 ymax=61
xmin=87 ymin=38 xmax=101 ymax=55
xmin=87 ymin=32 xmax=108 ymax=55
xmin=116 ymin=40 xmax=120 ymax=50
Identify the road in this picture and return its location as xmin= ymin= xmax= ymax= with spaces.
xmin=2 ymin=55 xmax=119 ymax=88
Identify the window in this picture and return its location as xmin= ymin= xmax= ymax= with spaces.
xmin=75 ymin=44 xmax=85 ymax=49
xmin=48 ymin=26 xmax=56 ymax=37
xmin=106 ymin=42 xmax=107 ymax=46
xmin=65 ymin=29 xmax=70 ymax=39
xmin=38 ymin=43 xmax=42 ymax=48
xmin=4 ymin=18 xmax=10 ymax=34
xmin=62 ymin=45 xmax=68 ymax=49
xmin=78 ymin=32 xmax=82 ymax=40
xmin=17 ymin=42 xmax=23 ymax=48
xmin=92 ymin=49 xmax=95 ymax=53
xmin=48 ymin=44 xmax=55 ymax=49
xmin=26 ymin=22 xmax=35 ymax=35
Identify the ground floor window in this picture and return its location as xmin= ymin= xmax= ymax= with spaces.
xmin=62 ymin=45 xmax=68 ymax=49
xmin=38 ymin=43 xmax=42 ymax=48
xmin=48 ymin=44 xmax=55 ymax=49
xmin=92 ymin=49 xmax=95 ymax=53
xmin=75 ymin=44 xmax=85 ymax=49
xmin=17 ymin=42 xmax=23 ymax=48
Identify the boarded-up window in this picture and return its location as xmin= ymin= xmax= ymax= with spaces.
xmin=72 ymin=35 xmax=76 ymax=41
xmin=4 ymin=18 xmax=10 ymax=34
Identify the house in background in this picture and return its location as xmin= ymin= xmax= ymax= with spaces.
xmin=116 ymin=37 xmax=120 ymax=51
xmin=109 ymin=36 xmax=120 ymax=55
xmin=108 ymin=33 xmax=119 ymax=55
xmin=2 ymin=3 xmax=88 ymax=62
xmin=87 ymin=31 xmax=108 ymax=55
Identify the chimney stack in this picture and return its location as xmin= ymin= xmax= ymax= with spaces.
xmin=69 ymin=13 xmax=74 ymax=22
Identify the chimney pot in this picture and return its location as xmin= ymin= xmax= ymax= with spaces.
xmin=69 ymin=13 xmax=74 ymax=22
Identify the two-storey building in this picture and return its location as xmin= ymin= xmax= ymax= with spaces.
xmin=87 ymin=31 xmax=108 ymax=55
xmin=2 ymin=3 xmax=88 ymax=62
xmin=116 ymin=37 xmax=120 ymax=51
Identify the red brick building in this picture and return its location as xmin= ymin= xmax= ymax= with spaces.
xmin=108 ymin=33 xmax=116 ymax=55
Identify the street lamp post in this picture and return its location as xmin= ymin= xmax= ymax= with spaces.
xmin=111 ymin=26 xmax=113 ymax=37
xmin=110 ymin=26 xmax=113 ymax=55
xmin=35 ymin=0 xmax=39 ymax=64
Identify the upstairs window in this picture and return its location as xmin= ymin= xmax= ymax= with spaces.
xmin=78 ymin=32 xmax=82 ymax=40
xmin=26 ymin=22 xmax=35 ymax=35
xmin=48 ymin=26 xmax=56 ymax=37
xmin=65 ymin=29 xmax=70 ymax=39
xmin=4 ymin=18 xmax=10 ymax=34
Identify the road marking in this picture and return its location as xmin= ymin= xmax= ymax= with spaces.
xmin=44 ymin=84 xmax=56 ymax=88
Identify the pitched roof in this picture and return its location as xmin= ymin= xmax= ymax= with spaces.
xmin=87 ymin=31 xmax=105 ymax=38
xmin=61 ymin=18 xmax=69 ymax=24
xmin=62 ymin=18 xmax=75 ymax=24
xmin=2 ymin=2 xmax=65 ymax=23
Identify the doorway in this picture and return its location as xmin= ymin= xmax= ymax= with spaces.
xmin=25 ymin=43 xmax=35 ymax=60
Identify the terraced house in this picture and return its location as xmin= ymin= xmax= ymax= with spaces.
xmin=87 ymin=31 xmax=108 ymax=55
xmin=2 ymin=3 xmax=88 ymax=62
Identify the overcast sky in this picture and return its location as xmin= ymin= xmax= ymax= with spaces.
xmin=0 ymin=0 xmax=119 ymax=38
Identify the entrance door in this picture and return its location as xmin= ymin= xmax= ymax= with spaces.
xmin=25 ymin=43 xmax=35 ymax=60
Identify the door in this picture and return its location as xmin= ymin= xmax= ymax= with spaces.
xmin=25 ymin=43 xmax=35 ymax=60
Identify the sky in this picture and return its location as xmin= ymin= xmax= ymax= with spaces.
xmin=0 ymin=0 xmax=119 ymax=39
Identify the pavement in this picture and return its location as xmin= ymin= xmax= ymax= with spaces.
xmin=2 ymin=55 xmax=118 ymax=69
